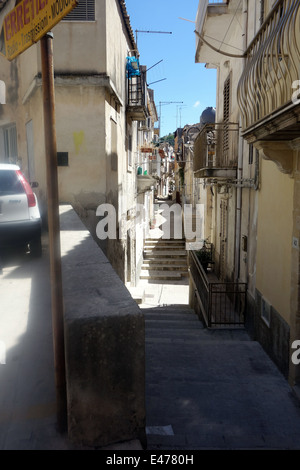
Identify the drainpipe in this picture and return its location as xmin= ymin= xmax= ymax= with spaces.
xmin=235 ymin=0 xmax=248 ymax=281
xmin=235 ymin=130 xmax=243 ymax=281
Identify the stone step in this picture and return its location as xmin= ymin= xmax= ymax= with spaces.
xmin=144 ymin=250 xmax=187 ymax=258
xmin=141 ymin=264 xmax=188 ymax=272
xmin=143 ymin=305 xmax=250 ymax=342
xmin=142 ymin=272 xmax=189 ymax=278
xmin=145 ymin=238 xmax=186 ymax=243
xmin=144 ymin=240 xmax=186 ymax=246
xmin=143 ymin=257 xmax=188 ymax=264
xmin=143 ymin=305 xmax=196 ymax=315
xmin=145 ymin=329 xmax=251 ymax=343
xmin=144 ymin=309 xmax=200 ymax=323
xmin=146 ymin=319 xmax=203 ymax=330
xmin=144 ymin=245 xmax=187 ymax=251
xmin=145 ymin=238 xmax=186 ymax=242
xmin=145 ymin=308 xmax=198 ymax=316
xmin=144 ymin=312 xmax=199 ymax=322
xmin=140 ymin=270 xmax=182 ymax=280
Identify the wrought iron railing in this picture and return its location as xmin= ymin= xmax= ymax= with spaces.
xmin=193 ymin=122 xmax=239 ymax=173
xmin=127 ymin=71 xmax=147 ymax=109
xmin=189 ymin=250 xmax=246 ymax=328
xmin=237 ymin=0 xmax=300 ymax=132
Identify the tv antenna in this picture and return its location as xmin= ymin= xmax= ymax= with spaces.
xmin=159 ymin=101 xmax=183 ymax=137
xmin=135 ymin=29 xmax=172 ymax=51
xmin=178 ymin=17 xmax=195 ymax=23
xmin=145 ymin=59 xmax=167 ymax=86
xmin=176 ymin=105 xmax=188 ymax=128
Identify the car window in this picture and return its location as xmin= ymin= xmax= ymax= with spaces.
xmin=0 ymin=170 xmax=24 ymax=195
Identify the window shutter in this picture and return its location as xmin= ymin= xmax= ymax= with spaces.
xmin=223 ymin=75 xmax=230 ymax=123
xmin=63 ymin=0 xmax=95 ymax=21
xmin=223 ymin=75 xmax=231 ymax=162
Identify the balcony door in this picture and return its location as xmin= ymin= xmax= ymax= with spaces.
xmin=219 ymin=199 xmax=228 ymax=281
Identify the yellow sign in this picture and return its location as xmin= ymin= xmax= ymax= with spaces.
xmin=3 ymin=0 xmax=78 ymax=61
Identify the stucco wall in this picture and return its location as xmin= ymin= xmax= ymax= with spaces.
xmin=53 ymin=0 xmax=107 ymax=74
xmin=55 ymin=85 xmax=107 ymax=207
xmin=256 ymin=158 xmax=294 ymax=324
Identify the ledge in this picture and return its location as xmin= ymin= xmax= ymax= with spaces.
xmin=59 ymin=205 xmax=146 ymax=448
xmin=254 ymin=141 xmax=295 ymax=175
xmin=127 ymin=105 xmax=148 ymax=121
xmin=241 ymin=103 xmax=300 ymax=144
xmin=194 ymin=167 xmax=237 ymax=179
xmin=137 ymin=174 xmax=156 ymax=193
xmin=22 ymin=73 xmax=124 ymax=107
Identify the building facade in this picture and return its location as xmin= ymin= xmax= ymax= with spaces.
xmin=0 ymin=0 xmax=158 ymax=285
xmin=194 ymin=0 xmax=300 ymax=384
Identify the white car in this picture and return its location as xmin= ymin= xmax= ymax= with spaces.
xmin=0 ymin=163 xmax=42 ymax=257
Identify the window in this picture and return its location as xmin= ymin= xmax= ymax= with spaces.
xmin=63 ymin=0 xmax=95 ymax=21
xmin=57 ymin=152 xmax=69 ymax=167
xmin=3 ymin=124 xmax=18 ymax=163
xmin=127 ymin=134 xmax=132 ymax=169
xmin=249 ymin=143 xmax=253 ymax=165
xmin=111 ymin=119 xmax=118 ymax=171
xmin=0 ymin=80 xmax=5 ymax=104
xmin=261 ymin=296 xmax=271 ymax=327
xmin=0 ymin=170 xmax=23 ymax=195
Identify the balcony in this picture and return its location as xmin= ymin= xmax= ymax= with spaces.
xmin=193 ymin=122 xmax=239 ymax=179
xmin=138 ymin=117 xmax=151 ymax=131
xmin=126 ymin=71 xmax=148 ymax=121
xmin=237 ymin=0 xmax=300 ymax=147
xmin=137 ymin=174 xmax=156 ymax=194
xmin=195 ymin=0 xmax=241 ymax=65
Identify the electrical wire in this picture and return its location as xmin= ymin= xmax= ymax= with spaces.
xmin=219 ymin=0 xmax=243 ymax=52
xmin=195 ymin=30 xmax=245 ymax=58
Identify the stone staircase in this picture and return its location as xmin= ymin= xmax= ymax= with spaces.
xmin=144 ymin=304 xmax=250 ymax=343
xmin=140 ymin=238 xmax=188 ymax=281
xmin=144 ymin=304 xmax=204 ymax=342
xmin=143 ymin=304 xmax=300 ymax=451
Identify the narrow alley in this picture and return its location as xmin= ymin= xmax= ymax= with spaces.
xmin=1 ymin=205 xmax=300 ymax=450
xmin=1 ymin=0 xmax=300 ymax=456
xmin=135 ymin=203 xmax=300 ymax=450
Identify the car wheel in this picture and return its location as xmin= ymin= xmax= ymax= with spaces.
xmin=30 ymin=237 xmax=42 ymax=257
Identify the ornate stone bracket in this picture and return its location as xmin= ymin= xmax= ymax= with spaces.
xmin=254 ymin=141 xmax=295 ymax=175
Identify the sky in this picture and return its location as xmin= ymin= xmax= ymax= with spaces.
xmin=125 ymin=0 xmax=217 ymax=138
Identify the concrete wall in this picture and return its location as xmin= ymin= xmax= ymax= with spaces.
xmin=59 ymin=205 xmax=146 ymax=448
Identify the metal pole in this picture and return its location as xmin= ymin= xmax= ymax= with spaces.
xmin=40 ymin=32 xmax=67 ymax=433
